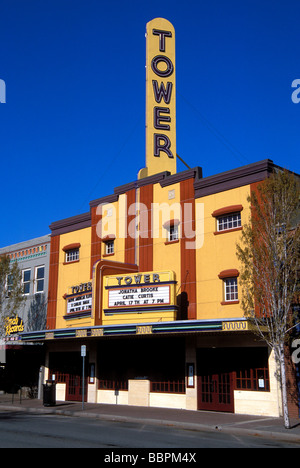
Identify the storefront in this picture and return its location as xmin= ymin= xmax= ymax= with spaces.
xmin=21 ymin=314 xmax=282 ymax=417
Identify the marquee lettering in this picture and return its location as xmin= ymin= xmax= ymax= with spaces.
xmin=116 ymin=273 xmax=160 ymax=286
xmin=71 ymin=282 xmax=92 ymax=295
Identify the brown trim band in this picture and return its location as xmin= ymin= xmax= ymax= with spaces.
xmin=212 ymin=205 xmax=243 ymax=218
xmin=101 ymin=235 xmax=116 ymax=242
xmin=62 ymin=243 xmax=81 ymax=252
xmin=163 ymin=219 xmax=180 ymax=229
xmin=218 ymin=269 xmax=240 ymax=279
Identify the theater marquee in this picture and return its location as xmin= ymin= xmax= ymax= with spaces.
xmin=103 ymin=271 xmax=177 ymax=324
xmin=108 ymin=284 xmax=171 ymax=308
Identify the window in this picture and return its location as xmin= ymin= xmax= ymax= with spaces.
xmin=168 ymin=224 xmax=179 ymax=242
xmin=235 ymin=348 xmax=270 ymax=392
xmin=63 ymin=243 xmax=81 ymax=264
xmin=35 ymin=266 xmax=45 ymax=294
xmin=163 ymin=219 xmax=180 ymax=243
xmin=218 ymin=269 xmax=239 ymax=304
xmin=212 ymin=205 xmax=243 ymax=234
xmin=22 ymin=269 xmax=31 ymax=295
xmin=105 ymin=240 xmax=114 ymax=255
xmin=6 ymin=274 xmax=13 ymax=297
xmin=224 ymin=277 xmax=238 ymax=302
xmin=102 ymin=235 xmax=115 ymax=257
xmin=236 ymin=367 xmax=270 ymax=392
xmin=65 ymin=248 xmax=79 ymax=263
xmin=217 ymin=212 xmax=241 ymax=232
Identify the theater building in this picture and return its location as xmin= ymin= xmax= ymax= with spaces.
xmin=20 ymin=18 xmax=298 ymax=416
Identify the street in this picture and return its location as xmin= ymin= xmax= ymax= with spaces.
xmin=0 ymin=410 xmax=298 ymax=449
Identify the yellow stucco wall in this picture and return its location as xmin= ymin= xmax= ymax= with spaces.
xmin=56 ymin=227 xmax=93 ymax=329
xmin=152 ymin=183 xmax=181 ymax=286
xmin=195 ymin=185 xmax=251 ymax=320
xmin=100 ymin=197 xmax=126 ymax=264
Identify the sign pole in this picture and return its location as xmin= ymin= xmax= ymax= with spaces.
xmin=81 ymin=345 xmax=86 ymax=410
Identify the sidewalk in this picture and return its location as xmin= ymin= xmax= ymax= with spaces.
xmin=0 ymin=397 xmax=300 ymax=444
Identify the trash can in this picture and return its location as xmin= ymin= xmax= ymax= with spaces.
xmin=43 ymin=380 xmax=56 ymax=407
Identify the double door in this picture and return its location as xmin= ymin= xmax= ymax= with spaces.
xmin=198 ymin=372 xmax=234 ymax=412
xmin=49 ymin=352 xmax=88 ymax=403
xmin=67 ymin=374 xmax=87 ymax=402
xmin=197 ymin=349 xmax=234 ymax=413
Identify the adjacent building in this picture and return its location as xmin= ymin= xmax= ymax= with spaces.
xmin=0 ymin=235 xmax=51 ymax=393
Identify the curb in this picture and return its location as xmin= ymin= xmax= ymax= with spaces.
xmin=1 ymin=404 xmax=300 ymax=444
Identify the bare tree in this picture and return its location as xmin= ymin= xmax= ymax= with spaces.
xmin=236 ymin=169 xmax=300 ymax=429
xmin=0 ymin=255 xmax=25 ymax=338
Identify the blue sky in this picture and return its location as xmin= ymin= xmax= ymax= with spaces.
xmin=0 ymin=0 xmax=299 ymax=247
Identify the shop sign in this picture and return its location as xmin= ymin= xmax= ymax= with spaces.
xmin=5 ymin=315 xmax=24 ymax=337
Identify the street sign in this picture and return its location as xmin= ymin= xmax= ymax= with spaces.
xmin=81 ymin=345 xmax=86 ymax=357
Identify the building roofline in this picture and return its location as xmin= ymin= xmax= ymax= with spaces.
xmin=49 ymin=159 xmax=298 ymax=236
xmin=194 ymin=159 xmax=275 ymax=198
xmin=49 ymin=212 xmax=91 ymax=237
xmin=0 ymin=234 xmax=51 ymax=253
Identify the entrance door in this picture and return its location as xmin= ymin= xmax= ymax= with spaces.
xmin=198 ymin=372 xmax=234 ymax=412
xmin=197 ymin=349 xmax=234 ymax=413
xmin=49 ymin=352 xmax=88 ymax=403
xmin=67 ymin=374 xmax=87 ymax=402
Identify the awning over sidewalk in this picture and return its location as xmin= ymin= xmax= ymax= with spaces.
xmin=20 ymin=318 xmax=253 ymax=343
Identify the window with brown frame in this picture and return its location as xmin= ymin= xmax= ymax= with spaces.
xmin=217 ymin=212 xmax=241 ymax=232
xmin=212 ymin=205 xmax=243 ymax=235
xmin=63 ymin=243 xmax=81 ymax=264
xmin=65 ymin=248 xmax=79 ymax=263
xmin=105 ymin=240 xmax=114 ymax=255
xmin=235 ymin=367 xmax=270 ymax=392
xmin=219 ymin=269 xmax=240 ymax=304
xmin=234 ymin=347 xmax=270 ymax=392
xmin=163 ymin=219 xmax=180 ymax=244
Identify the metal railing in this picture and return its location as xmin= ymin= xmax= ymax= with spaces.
xmin=0 ymin=385 xmax=38 ymax=404
xmin=150 ymin=380 xmax=186 ymax=394
xmin=98 ymin=380 xmax=128 ymax=391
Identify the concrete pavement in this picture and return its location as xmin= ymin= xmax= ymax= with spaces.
xmin=0 ymin=397 xmax=300 ymax=445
